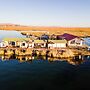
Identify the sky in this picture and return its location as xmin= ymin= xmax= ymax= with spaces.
xmin=0 ymin=0 xmax=90 ymax=27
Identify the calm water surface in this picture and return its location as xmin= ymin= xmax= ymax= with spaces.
xmin=0 ymin=56 xmax=89 ymax=90
xmin=84 ymin=38 xmax=90 ymax=46
xmin=0 ymin=30 xmax=25 ymax=41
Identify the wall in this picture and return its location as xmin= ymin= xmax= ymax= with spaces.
xmin=68 ymin=38 xmax=83 ymax=46
xmin=48 ymin=43 xmax=66 ymax=48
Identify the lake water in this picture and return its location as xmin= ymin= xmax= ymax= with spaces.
xmin=0 ymin=30 xmax=90 ymax=90
xmin=0 ymin=30 xmax=25 ymax=41
xmin=84 ymin=38 xmax=90 ymax=46
xmin=0 ymin=56 xmax=90 ymax=90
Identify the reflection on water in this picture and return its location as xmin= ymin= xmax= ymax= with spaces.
xmin=0 ymin=54 xmax=89 ymax=65
xmin=0 ymin=55 xmax=90 ymax=89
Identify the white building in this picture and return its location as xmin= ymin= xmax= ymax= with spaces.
xmin=28 ymin=42 xmax=34 ymax=48
xmin=0 ymin=41 xmax=8 ymax=47
xmin=48 ymin=40 xmax=67 ymax=48
xmin=1 ymin=38 xmax=33 ymax=48
xmin=19 ymin=41 xmax=28 ymax=48
xmin=68 ymin=38 xmax=84 ymax=47
xmin=34 ymin=40 xmax=46 ymax=48
xmin=57 ymin=33 xmax=84 ymax=47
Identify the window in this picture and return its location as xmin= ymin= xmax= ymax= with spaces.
xmin=22 ymin=43 xmax=25 ymax=46
xmin=76 ymin=42 xmax=80 ymax=45
xmin=42 ymin=43 xmax=44 ymax=46
xmin=70 ymin=40 xmax=75 ymax=44
xmin=3 ymin=43 xmax=4 ymax=46
xmin=11 ymin=42 xmax=15 ymax=46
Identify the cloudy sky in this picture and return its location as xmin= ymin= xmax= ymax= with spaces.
xmin=0 ymin=0 xmax=90 ymax=27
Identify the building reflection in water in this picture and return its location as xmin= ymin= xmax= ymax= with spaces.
xmin=67 ymin=58 xmax=83 ymax=65
xmin=0 ymin=54 xmax=90 ymax=65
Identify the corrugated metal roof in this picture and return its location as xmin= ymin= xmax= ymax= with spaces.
xmin=48 ymin=40 xmax=67 ymax=43
xmin=57 ymin=33 xmax=78 ymax=41
xmin=34 ymin=40 xmax=45 ymax=43
xmin=3 ymin=38 xmax=32 ymax=42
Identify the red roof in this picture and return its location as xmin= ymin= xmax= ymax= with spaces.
xmin=57 ymin=33 xmax=78 ymax=41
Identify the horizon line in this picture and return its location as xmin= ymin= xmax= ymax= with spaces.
xmin=0 ymin=23 xmax=90 ymax=28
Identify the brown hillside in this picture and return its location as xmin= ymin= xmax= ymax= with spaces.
xmin=0 ymin=24 xmax=90 ymax=37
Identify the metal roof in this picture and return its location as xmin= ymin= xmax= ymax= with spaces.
xmin=34 ymin=40 xmax=45 ymax=43
xmin=57 ymin=33 xmax=78 ymax=41
xmin=3 ymin=38 xmax=32 ymax=42
xmin=48 ymin=40 xmax=67 ymax=43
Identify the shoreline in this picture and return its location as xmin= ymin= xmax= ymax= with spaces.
xmin=0 ymin=47 xmax=89 ymax=65
xmin=0 ymin=26 xmax=90 ymax=37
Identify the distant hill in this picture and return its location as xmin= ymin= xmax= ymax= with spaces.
xmin=0 ymin=23 xmax=90 ymax=36
xmin=0 ymin=23 xmax=89 ymax=31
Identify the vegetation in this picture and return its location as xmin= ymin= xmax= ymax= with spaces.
xmin=0 ymin=24 xmax=90 ymax=37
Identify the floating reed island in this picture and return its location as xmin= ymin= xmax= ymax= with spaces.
xmin=0 ymin=47 xmax=90 ymax=59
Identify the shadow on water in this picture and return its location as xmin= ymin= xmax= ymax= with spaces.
xmin=9 ymin=50 xmax=16 ymax=59
xmin=0 ymin=53 xmax=90 ymax=65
